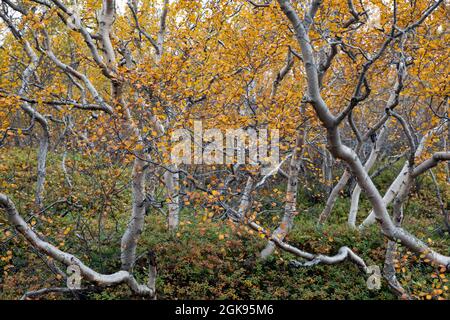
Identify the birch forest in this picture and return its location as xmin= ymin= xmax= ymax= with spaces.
xmin=0 ymin=0 xmax=449 ymax=301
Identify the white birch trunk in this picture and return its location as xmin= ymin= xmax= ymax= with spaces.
xmin=348 ymin=125 xmax=387 ymax=227
xmin=261 ymin=129 xmax=304 ymax=259
xmin=120 ymin=156 xmax=148 ymax=271
xmin=164 ymin=165 xmax=180 ymax=231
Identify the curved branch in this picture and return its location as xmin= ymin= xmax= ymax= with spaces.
xmin=412 ymin=152 xmax=450 ymax=178
xmin=0 ymin=193 xmax=156 ymax=297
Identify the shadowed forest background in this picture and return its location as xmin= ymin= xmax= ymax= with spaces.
xmin=0 ymin=0 xmax=449 ymax=300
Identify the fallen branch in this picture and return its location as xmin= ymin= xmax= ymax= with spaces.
xmin=0 ymin=193 xmax=156 ymax=298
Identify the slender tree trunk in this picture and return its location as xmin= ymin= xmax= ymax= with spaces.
xmin=261 ymin=128 xmax=304 ymax=259
xmin=447 ymin=119 xmax=450 ymax=183
xmin=383 ymin=173 xmax=412 ymax=299
xmin=348 ymin=125 xmax=387 ymax=227
xmin=18 ymin=42 xmax=50 ymax=209
xmin=35 ymin=130 xmax=49 ymax=208
xmin=318 ymin=170 xmax=350 ymax=223
xmin=322 ymin=147 xmax=333 ymax=194
xmin=121 ymin=156 xmax=148 ymax=271
xmin=237 ymin=177 xmax=254 ymax=220
xmin=165 ymin=164 xmax=180 ymax=231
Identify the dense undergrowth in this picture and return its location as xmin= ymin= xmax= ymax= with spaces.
xmin=0 ymin=148 xmax=448 ymax=300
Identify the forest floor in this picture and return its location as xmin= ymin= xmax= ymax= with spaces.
xmin=1 ymin=148 xmax=449 ymax=300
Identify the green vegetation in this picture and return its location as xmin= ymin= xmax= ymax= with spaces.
xmin=1 ymin=148 xmax=448 ymax=300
